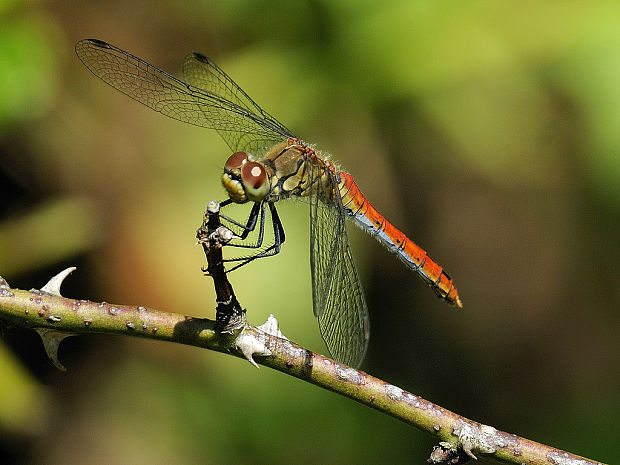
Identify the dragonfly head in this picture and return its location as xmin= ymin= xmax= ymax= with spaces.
xmin=222 ymin=151 xmax=271 ymax=203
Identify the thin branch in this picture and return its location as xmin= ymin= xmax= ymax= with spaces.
xmin=0 ymin=276 xmax=604 ymax=465
xmin=0 ymin=274 xmax=605 ymax=465
xmin=196 ymin=200 xmax=245 ymax=331
xmin=0 ymin=202 xmax=605 ymax=465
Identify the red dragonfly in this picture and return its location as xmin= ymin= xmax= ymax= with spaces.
xmin=76 ymin=39 xmax=461 ymax=367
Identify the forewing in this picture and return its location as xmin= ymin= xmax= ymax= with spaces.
xmin=182 ymin=52 xmax=295 ymax=141
xmin=309 ymin=161 xmax=370 ymax=368
xmin=75 ymin=39 xmax=291 ymax=154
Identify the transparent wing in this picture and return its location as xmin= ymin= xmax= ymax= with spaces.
xmin=309 ymin=160 xmax=370 ymax=368
xmin=182 ymin=52 xmax=294 ymax=132
xmin=75 ymin=39 xmax=294 ymax=154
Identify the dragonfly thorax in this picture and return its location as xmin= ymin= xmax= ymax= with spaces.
xmin=222 ymin=151 xmax=271 ymax=203
xmin=260 ymin=140 xmax=331 ymax=202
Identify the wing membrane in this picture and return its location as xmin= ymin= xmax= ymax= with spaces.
xmin=75 ymin=39 xmax=293 ymax=154
xmin=309 ymin=160 xmax=370 ymax=368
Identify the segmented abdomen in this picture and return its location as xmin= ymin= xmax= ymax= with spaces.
xmin=337 ymin=171 xmax=462 ymax=307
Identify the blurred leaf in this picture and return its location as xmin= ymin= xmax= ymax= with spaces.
xmin=0 ymin=10 xmax=64 ymax=131
xmin=0 ymin=196 xmax=103 ymax=275
xmin=0 ymin=341 xmax=47 ymax=434
xmin=552 ymin=39 xmax=620 ymax=205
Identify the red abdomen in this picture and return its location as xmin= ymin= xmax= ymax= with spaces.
xmin=337 ymin=171 xmax=462 ymax=307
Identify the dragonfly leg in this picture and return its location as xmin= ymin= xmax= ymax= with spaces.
xmin=219 ymin=201 xmax=261 ymax=241
xmin=202 ymin=202 xmax=263 ymax=275
xmin=220 ymin=201 xmax=275 ymax=252
xmin=220 ymin=202 xmax=285 ymax=273
xmin=269 ymin=201 xmax=286 ymax=245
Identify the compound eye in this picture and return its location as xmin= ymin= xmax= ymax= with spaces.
xmin=241 ymin=161 xmax=270 ymax=201
xmin=241 ymin=162 xmax=266 ymax=189
xmin=225 ymin=151 xmax=248 ymax=172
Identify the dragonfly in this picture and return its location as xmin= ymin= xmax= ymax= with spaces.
xmin=75 ymin=38 xmax=462 ymax=368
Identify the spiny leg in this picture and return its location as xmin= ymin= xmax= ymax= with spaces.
xmin=222 ymin=202 xmax=286 ymax=273
xmin=219 ymin=200 xmax=262 ymax=243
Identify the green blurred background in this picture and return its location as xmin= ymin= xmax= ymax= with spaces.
xmin=1 ymin=1 xmax=618 ymax=463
